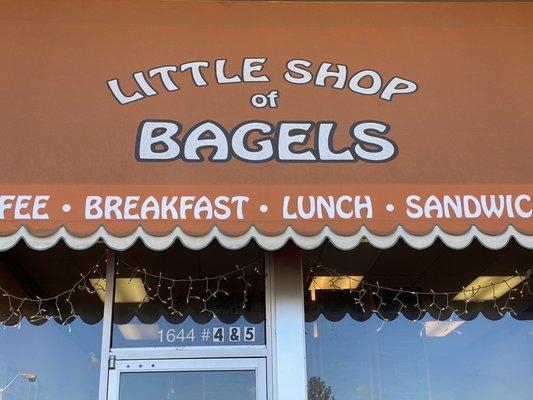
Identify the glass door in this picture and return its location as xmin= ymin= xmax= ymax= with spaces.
xmin=108 ymin=358 xmax=267 ymax=400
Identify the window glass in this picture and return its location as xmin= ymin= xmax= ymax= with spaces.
xmin=112 ymin=242 xmax=265 ymax=348
xmin=119 ymin=371 xmax=255 ymax=400
xmin=304 ymin=240 xmax=533 ymax=400
xmin=0 ymin=243 xmax=105 ymax=400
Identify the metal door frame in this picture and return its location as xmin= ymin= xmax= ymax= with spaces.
xmin=107 ymin=357 xmax=267 ymax=400
xmin=99 ymin=247 xmax=308 ymax=400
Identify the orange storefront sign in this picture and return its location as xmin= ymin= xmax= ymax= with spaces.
xmin=0 ymin=1 xmax=531 ymax=238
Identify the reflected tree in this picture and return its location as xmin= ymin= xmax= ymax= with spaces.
xmin=307 ymin=376 xmax=334 ymax=400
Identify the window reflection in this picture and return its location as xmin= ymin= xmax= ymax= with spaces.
xmin=306 ymin=315 xmax=533 ymax=400
xmin=112 ymin=242 xmax=266 ymax=348
xmin=0 ymin=243 xmax=105 ymax=400
xmin=0 ymin=319 xmax=102 ymax=400
xmin=304 ymin=240 xmax=533 ymax=400
xmin=119 ymin=371 xmax=256 ymax=400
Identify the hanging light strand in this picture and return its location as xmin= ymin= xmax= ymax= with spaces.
xmin=0 ymin=252 xmax=263 ymax=329
xmin=119 ymin=259 xmax=262 ymax=317
xmin=308 ymin=261 xmax=532 ymax=330
xmin=0 ymin=251 xmax=108 ymax=330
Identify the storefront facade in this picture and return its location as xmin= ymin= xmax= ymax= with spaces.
xmin=0 ymin=1 xmax=532 ymax=399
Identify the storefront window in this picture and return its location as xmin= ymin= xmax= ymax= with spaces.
xmin=112 ymin=242 xmax=266 ymax=348
xmin=304 ymin=240 xmax=533 ymax=400
xmin=0 ymin=243 xmax=105 ymax=400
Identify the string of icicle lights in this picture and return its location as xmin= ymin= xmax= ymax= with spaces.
xmin=307 ymin=262 xmax=532 ymax=334
xmin=0 ymin=250 xmax=530 ymax=333
xmin=0 ymin=252 xmax=107 ymax=329
xmin=0 ymin=251 xmax=263 ymax=330
xmin=119 ymin=259 xmax=262 ymax=317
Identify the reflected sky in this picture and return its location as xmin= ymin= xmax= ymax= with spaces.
xmin=119 ymin=371 xmax=255 ymax=400
xmin=306 ymin=315 xmax=533 ymax=400
xmin=0 ymin=319 xmax=102 ymax=400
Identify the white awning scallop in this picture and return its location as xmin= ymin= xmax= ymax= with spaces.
xmin=1 ymin=225 xmax=531 ymax=251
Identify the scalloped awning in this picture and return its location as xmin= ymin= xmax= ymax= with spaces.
xmin=0 ymin=2 xmax=531 ymax=250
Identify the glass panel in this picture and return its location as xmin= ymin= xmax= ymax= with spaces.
xmin=119 ymin=370 xmax=256 ymax=400
xmin=0 ymin=242 xmax=105 ymax=400
xmin=303 ymin=240 xmax=533 ymax=400
xmin=0 ymin=319 xmax=103 ymax=400
xmin=112 ymin=242 xmax=265 ymax=347
xmin=306 ymin=315 xmax=533 ymax=400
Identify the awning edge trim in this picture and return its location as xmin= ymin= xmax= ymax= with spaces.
xmin=0 ymin=226 xmax=530 ymax=251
